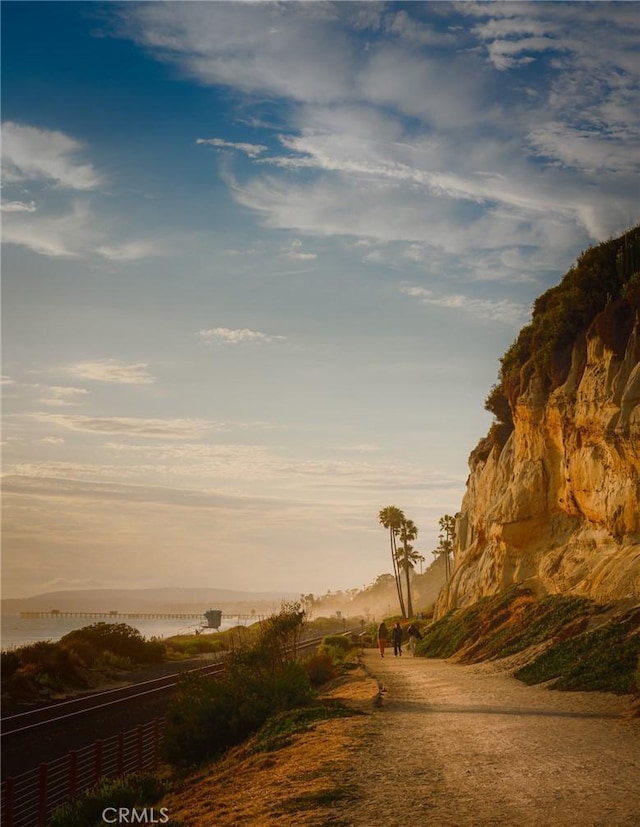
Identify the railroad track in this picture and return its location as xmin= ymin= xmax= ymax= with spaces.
xmin=0 ymin=659 xmax=226 ymax=737
xmin=1 ymin=632 xmax=350 ymax=739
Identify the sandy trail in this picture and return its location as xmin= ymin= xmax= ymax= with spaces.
xmin=335 ymin=650 xmax=640 ymax=827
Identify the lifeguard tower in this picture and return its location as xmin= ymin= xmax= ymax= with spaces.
xmin=204 ymin=609 xmax=222 ymax=629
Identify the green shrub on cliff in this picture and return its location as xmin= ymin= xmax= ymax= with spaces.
xmin=483 ymin=224 xmax=640 ymax=444
xmin=515 ymin=610 xmax=640 ymax=693
xmin=416 ymin=587 xmax=640 ymax=695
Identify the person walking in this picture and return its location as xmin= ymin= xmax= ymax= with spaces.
xmin=392 ymin=621 xmax=403 ymax=657
xmin=407 ymin=622 xmax=422 ymax=656
xmin=377 ymin=621 xmax=389 ymax=657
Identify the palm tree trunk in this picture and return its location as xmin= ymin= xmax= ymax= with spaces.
xmin=403 ymin=547 xmax=413 ymax=618
xmin=389 ymin=527 xmax=406 ymax=617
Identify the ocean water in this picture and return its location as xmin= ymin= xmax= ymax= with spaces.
xmin=0 ymin=614 xmax=254 ymax=650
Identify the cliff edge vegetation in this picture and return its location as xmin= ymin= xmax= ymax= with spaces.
xmin=440 ymin=225 xmax=640 ymax=615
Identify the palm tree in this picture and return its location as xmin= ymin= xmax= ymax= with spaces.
xmin=378 ymin=506 xmax=406 ymax=617
xmin=397 ymin=518 xmax=418 ymax=618
xmin=433 ymin=514 xmax=456 ymax=581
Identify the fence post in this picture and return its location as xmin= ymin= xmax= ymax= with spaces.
xmin=3 ymin=778 xmax=15 ymax=827
xmin=68 ymin=750 xmax=78 ymax=801
xmin=94 ymin=740 xmax=103 ymax=785
xmin=136 ymin=724 xmax=144 ymax=771
xmin=37 ymin=764 xmax=48 ymax=827
xmin=153 ymin=719 xmax=161 ymax=769
xmin=117 ymin=733 xmax=125 ymax=776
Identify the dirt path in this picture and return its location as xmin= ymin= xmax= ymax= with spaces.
xmin=332 ymin=650 xmax=640 ymax=827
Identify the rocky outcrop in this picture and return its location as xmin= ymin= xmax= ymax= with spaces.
xmin=438 ymin=240 xmax=640 ymax=615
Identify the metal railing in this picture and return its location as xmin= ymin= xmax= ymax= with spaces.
xmin=1 ymin=718 xmax=163 ymax=827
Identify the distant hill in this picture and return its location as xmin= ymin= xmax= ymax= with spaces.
xmin=1 ymin=587 xmax=298 ymax=615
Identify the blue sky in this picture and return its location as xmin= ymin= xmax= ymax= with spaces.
xmin=2 ymin=1 xmax=639 ymax=600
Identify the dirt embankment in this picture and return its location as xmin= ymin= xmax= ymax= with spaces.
xmin=160 ymin=651 xmax=640 ymax=826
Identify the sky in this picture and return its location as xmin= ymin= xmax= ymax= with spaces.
xmin=2 ymin=1 xmax=639 ymax=600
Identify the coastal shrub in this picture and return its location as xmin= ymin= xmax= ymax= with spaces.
xmin=484 ymin=225 xmax=639 ymax=438
xmin=320 ymin=635 xmax=351 ymax=653
xmin=303 ymin=652 xmax=337 ymax=686
xmin=60 ymin=623 xmax=165 ymax=665
xmin=456 ymin=593 xmax=598 ymax=663
xmin=416 ymin=586 xmax=526 ymax=659
xmin=515 ymin=611 xmax=640 ymax=693
xmin=163 ymin=603 xmax=313 ymax=766
xmin=252 ymin=701 xmax=359 ymax=754
xmin=163 ymin=657 xmax=313 ymax=766
xmin=93 ymin=650 xmax=134 ymax=672
xmin=318 ymin=634 xmax=352 ymax=664
xmin=0 ymin=649 xmax=21 ymax=680
xmin=5 ymin=641 xmax=87 ymax=690
xmin=49 ymin=774 xmax=168 ymax=827
xmin=164 ymin=634 xmax=226 ymax=657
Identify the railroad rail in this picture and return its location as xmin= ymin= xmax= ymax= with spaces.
xmin=1 ymin=633 xmax=348 ymax=738
xmin=1 ymin=660 xmax=226 ymax=737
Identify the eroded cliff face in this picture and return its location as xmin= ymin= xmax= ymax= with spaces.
xmin=438 ymin=315 xmax=640 ymax=615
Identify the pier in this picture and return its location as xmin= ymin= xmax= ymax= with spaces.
xmin=18 ymin=610 xmax=261 ymax=623
xmin=20 ymin=611 xmax=207 ymax=620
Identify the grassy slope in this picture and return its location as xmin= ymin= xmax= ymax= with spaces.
xmin=416 ymin=586 xmax=640 ymax=695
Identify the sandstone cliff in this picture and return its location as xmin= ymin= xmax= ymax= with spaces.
xmin=438 ymin=227 xmax=640 ymax=615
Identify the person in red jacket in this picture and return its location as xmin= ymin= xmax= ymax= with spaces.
xmin=377 ymin=621 xmax=389 ymax=657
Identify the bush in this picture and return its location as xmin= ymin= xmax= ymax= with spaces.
xmin=416 ymin=586 xmax=527 ymax=659
xmin=163 ymin=603 xmax=314 ymax=767
xmin=303 ymin=653 xmax=337 ymax=686
xmin=1 ymin=649 xmax=23 ymax=681
xmin=515 ymin=612 xmax=640 ymax=693
xmin=484 ymin=225 xmax=639 ymax=427
xmin=163 ymin=657 xmax=313 ymax=767
xmin=252 ymin=702 xmax=358 ymax=754
xmin=165 ymin=635 xmax=226 ymax=657
xmin=320 ymin=635 xmax=351 ymax=653
xmin=49 ymin=774 xmax=168 ymax=827
xmin=318 ymin=635 xmax=353 ymax=664
xmin=4 ymin=641 xmax=87 ymax=691
xmin=60 ymin=623 xmax=165 ymax=665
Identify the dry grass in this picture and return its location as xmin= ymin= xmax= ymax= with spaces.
xmin=159 ymin=667 xmax=379 ymax=826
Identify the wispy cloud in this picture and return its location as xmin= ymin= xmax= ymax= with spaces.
xmin=1 ymin=121 xmax=103 ymax=189
xmin=121 ymin=3 xmax=639 ymax=253
xmin=2 ymin=200 xmax=100 ymax=258
xmin=63 ymin=360 xmax=155 ymax=385
xmin=197 ymin=327 xmax=286 ymax=344
xmin=96 ymin=241 xmax=162 ymax=261
xmin=1 ymin=121 xmax=162 ymax=261
xmin=38 ymin=386 xmax=89 ymax=408
xmin=31 ymin=414 xmax=221 ymax=439
xmin=280 ymin=238 xmax=317 ymax=261
xmin=401 ymin=285 xmax=530 ymax=326
xmin=2 ymin=196 xmax=160 ymax=261
xmin=196 ymin=137 xmax=267 ymax=158
xmin=1 ymin=200 xmax=36 ymax=212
